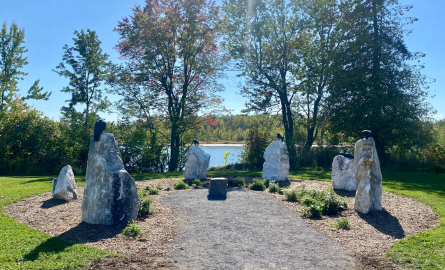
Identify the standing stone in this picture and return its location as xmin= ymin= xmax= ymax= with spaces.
xmin=262 ymin=140 xmax=290 ymax=181
xmin=353 ymin=137 xmax=382 ymax=214
xmin=52 ymin=165 xmax=78 ymax=201
xmin=331 ymin=155 xmax=356 ymax=191
xmin=81 ymin=133 xmax=140 ymax=225
xmin=184 ymin=145 xmax=210 ymax=180
xmin=209 ymin=178 xmax=228 ymax=197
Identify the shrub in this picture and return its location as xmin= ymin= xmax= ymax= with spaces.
xmin=268 ymin=183 xmax=280 ymax=193
xmin=137 ymin=190 xmax=146 ymax=200
xmin=322 ymin=190 xmax=348 ymax=215
xmin=278 ymin=186 xmax=289 ymax=195
xmin=301 ymin=203 xmax=323 ymax=218
xmin=249 ymin=179 xmax=266 ymax=191
xmin=263 ymin=179 xmax=270 ymax=188
xmin=155 ymin=181 xmax=164 ymax=190
xmin=333 ymin=217 xmax=351 ymax=230
xmin=228 ymin=177 xmax=245 ymax=187
xmin=122 ymin=222 xmax=140 ymax=237
xmin=144 ymin=185 xmax=152 ymax=191
xmin=139 ymin=196 xmax=154 ymax=216
xmin=284 ymin=185 xmax=307 ymax=202
xmin=165 ymin=187 xmax=171 ymax=191
xmin=174 ymin=180 xmax=190 ymax=190
xmin=149 ymin=188 xmax=159 ymax=195
xmin=192 ymin=179 xmax=202 ymax=186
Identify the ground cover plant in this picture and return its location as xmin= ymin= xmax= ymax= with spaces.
xmin=249 ymin=179 xmax=267 ymax=191
xmin=121 ymin=222 xmax=140 ymax=237
xmin=174 ymin=180 xmax=190 ymax=190
xmin=228 ymin=177 xmax=246 ymax=187
xmin=333 ymin=217 xmax=351 ymax=230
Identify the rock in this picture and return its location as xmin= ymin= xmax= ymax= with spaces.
xmin=331 ymin=155 xmax=356 ymax=191
xmin=184 ymin=145 xmax=210 ymax=180
xmin=52 ymin=165 xmax=78 ymax=201
xmin=81 ymin=133 xmax=140 ymax=225
xmin=208 ymin=178 xmax=228 ymax=197
xmin=262 ymin=140 xmax=290 ymax=181
xmin=352 ymin=137 xmax=382 ymax=214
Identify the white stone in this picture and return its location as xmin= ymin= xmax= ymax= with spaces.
xmin=52 ymin=165 xmax=77 ymax=201
xmin=352 ymin=137 xmax=382 ymax=214
xmin=262 ymin=140 xmax=290 ymax=181
xmin=331 ymin=155 xmax=356 ymax=191
xmin=81 ymin=133 xmax=140 ymax=225
xmin=184 ymin=145 xmax=210 ymax=180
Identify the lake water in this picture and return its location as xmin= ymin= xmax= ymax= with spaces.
xmin=200 ymin=144 xmax=245 ymax=167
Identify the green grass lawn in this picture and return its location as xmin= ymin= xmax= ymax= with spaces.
xmin=1 ymin=169 xmax=444 ymax=269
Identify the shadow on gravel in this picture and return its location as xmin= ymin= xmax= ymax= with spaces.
xmin=358 ymin=208 xmax=405 ymax=239
xmin=207 ymin=195 xmax=227 ymax=201
xmin=40 ymin=198 xmax=68 ymax=209
xmin=333 ymin=189 xmax=356 ymax=198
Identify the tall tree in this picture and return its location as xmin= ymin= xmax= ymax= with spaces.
xmin=326 ymin=0 xmax=433 ymax=162
xmin=54 ymin=29 xmax=112 ymax=129
xmin=114 ymin=0 xmax=223 ymax=172
xmin=222 ymin=0 xmax=303 ymax=166
xmin=0 ymin=22 xmax=51 ymax=112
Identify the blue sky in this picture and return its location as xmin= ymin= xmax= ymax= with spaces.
xmin=1 ymin=0 xmax=443 ymax=121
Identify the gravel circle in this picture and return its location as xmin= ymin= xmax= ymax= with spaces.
xmin=163 ymin=188 xmax=356 ymax=270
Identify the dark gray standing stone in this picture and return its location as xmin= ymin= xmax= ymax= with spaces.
xmin=209 ymin=178 xmax=228 ymax=197
xmin=52 ymin=165 xmax=78 ymax=201
xmin=81 ymin=133 xmax=140 ymax=225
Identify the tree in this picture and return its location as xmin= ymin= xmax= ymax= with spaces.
xmin=114 ymin=0 xmax=223 ymax=171
xmin=222 ymin=0 xmax=302 ymax=166
xmin=0 ymin=22 xmax=51 ymax=113
xmin=326 ymin=0 xmax=433 ymax=162
xmin=54 ymin=29 xmax=112 ymax=129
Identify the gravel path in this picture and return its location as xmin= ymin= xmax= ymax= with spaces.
xmin=163 ymin=189 xmax=356 ymax=270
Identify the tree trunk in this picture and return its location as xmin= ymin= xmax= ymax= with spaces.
xmin=168 ymin=122 xmax=180 ymax=172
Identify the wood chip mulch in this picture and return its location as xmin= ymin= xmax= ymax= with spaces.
xmin=4 ymin=177 xmax=440 ymax=269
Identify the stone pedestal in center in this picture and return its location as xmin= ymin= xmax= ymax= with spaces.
xmin=208 ymin=178 xmax=228 ymax=197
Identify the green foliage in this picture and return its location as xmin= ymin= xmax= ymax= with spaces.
xmin=284 ymin=185 xmax=307 ymax=202
xmin=121 ymin=222 xmax=140 ymax=237
xmin=165 ymin=187 xmax=171 ymax=191
xmin=242 ymin=127 xmax=269 ymax=169
xmin=263 ymin=179 xmax=270 ymax=188
xmin=149 ymin=188 xmax=159 ymax=195
xmin=222 ymin=151 xmax=234 ymax=166
xmin=268 ymin=183 xmax=280 ymax=193
xmin=332 ymin=218 xmax=351 ymax=230
xmin=192 ymin=179 xmax=202 ymax=186
xmin=144 ymin=185 xmax=152 ymax=191
xmin=137 ymin=190 xmax=146 ymax=200
xmin=228 ymin=177 xmax=246 ymax=187
xmin=174 ymin=180 xmax=190 ymax=190
xmin=139 ymin=196 xmax=154 ymax=216
xmin=249 ymin=179 xmax=266 ymax=191
xmin=301 ymin=203 xmax=324 ymax=218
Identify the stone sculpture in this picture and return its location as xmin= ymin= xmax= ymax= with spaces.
xmin=81 ymin=133 xmax=140 ymax=225
xmin=184 ymin=145 xmax=210 ymax=180
xmin=93 ymin=119 xmax=106 ymax=141
xmin=352 ymin=132 xmax=382 ymax=214
xmin=52 ymin=165 xmax=78 ymax=201
xmin=331 ymin=155 xmax=356 ymax=191
xmin=262 ymin=140 xmax=290 ymax=181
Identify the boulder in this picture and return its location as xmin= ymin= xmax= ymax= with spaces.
xmin=262 ymin=140 xmax=290 ymax=181
xmin=331 ymin=155 xmax=356 ymax=191
xmin=184 ymin=145 xmax=210 ymax=180
xmin=81 ymin=133 xmax=140 ymax=225
xmin=52 ymin=165 xmax=78 ymax=201
xmin=352 ymin=137 xmax=382 ymax=214
xmin=209 ymin=178 xmax=228 ymax=197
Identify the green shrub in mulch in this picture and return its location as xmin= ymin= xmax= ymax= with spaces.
xmin=249 ymin=179 xmax=266 ymax=191
xmin=174 ymin=180 xmax=190 ymax=190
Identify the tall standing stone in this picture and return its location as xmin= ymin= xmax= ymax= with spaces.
xmin=353 ymin=137 xmax=382 ymax=214
xmin=81 ymin=133 xmax=140 ymax=225
xmin=331 ymin=155 xmax=356 ymax=191
xmin=52 ymin=165 xmax=78 ymax=201
xmin=262 ymin=140 xmax=290 ymax=181
xmin=184 ymin=145 xmax=210 ymax=180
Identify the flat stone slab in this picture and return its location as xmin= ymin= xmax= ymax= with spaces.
xmin=208 ymin=178 xmax=228 ymax=197
xmin=164 ymin=189 xmax=356 ymax=269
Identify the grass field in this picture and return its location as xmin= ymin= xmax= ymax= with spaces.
xmin=1 ymin=169 xmax=444 ymax=269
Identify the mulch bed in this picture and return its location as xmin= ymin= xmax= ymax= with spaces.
xmin=4 ymin=177 xmax=440 ymax=269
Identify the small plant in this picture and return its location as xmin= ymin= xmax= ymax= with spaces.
xmin=228 ymin=177 xmax=245 ymax=187
xmin=174 ymin=180 xmax=190 ymax=190
xmin=155 ymin=181 xmax=164 ymax=190
xmin=322 ymin=189 xmax=348 ymax=215
xmin=284 ymin=185 xmax=307 ymax=202
xmin=268 ymin=183 xmax=280 ymax=193
xmin=149 ymin=188 xmax=159 ymax=195
xmin=137 ymin=190 xmax=146 ymax=200
xmin=121 ymin=222 xmax=140 ymax=237
xmin=144 ymin=185 xmax=152 ymax=191
xmin=332 ymin=217 xmax=351 ymax=230
xmin=263 ymin=179 xmax=270 ymax=188
xmin=192 ymin=179 xmax=202 ymax=186
xmin=222 ymin=151 xmax=234 ymax=166
xmin=165 ymin=187 xmax=171 ymax=191
xmin=249 ymin=179 xmax=266 ymax=191
xmin=301 ymin=202 xmax=323 ymax=218
xmin=202 ymin=181 xmax=210 ymax=187
xmin=139 ymin=196 xmax=154 ymax=216
xmin=278 ymin=186 xmax=289 ymax=195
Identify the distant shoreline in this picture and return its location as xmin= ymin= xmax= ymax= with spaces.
xmin=201 ymin=144 xmax=245 ymax=147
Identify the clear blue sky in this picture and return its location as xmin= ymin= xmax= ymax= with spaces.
xmin=1 ymin=0 xmax=443 ymax=121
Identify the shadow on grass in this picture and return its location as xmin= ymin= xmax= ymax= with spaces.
xmin=358 ymin=208 xmax=405 ymax=239
xmin=23 ymin=237 xmax=75 ymax=261
xmin=40 ymin=198 xmax=68 ymax=209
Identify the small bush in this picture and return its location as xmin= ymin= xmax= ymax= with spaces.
xmin=228 ymin=177 xmax=246 ymax=187
xmin=192 ymin=179 xmax=202 ymax=186
xmin=284 ymin=185 xmax=307 ymax=202
xmin=202 ymin=181 xmax=210 ymax=187
xmin=263 ymin=179 xmax=270 ymax=188
xmin=122 ymin=222 xmax=140 ymax=237
xmin=278 ymin=186 xmax=288 ymax=194
xmin=165 ymin=187 xmax=171 ymax=191
xmin=333 ymin=217 xmax=351 ymax=230
xmin=138 ymin=190 xmax=146 ymax=200
xmin=144 ymin=185 xmax=152 ymax=191
xmin=249 ymin=179 xmax=266 ymax=191
xmin=174 ymin=180 xmax=190 ymax=190
xmin=155 ymin=181 xmax=164 ymax=190
xmin=149 ymin=188 xmax=159 ymax=195
xmin=139 ymin=196 xmax=154 ymax=216
xmin=322 ymin=189 xmax=348 ymax=215
xmin=301 ymin=203 xmax=323 ymax=218
xmin=268 ymin=183 xmax=280 ymax=193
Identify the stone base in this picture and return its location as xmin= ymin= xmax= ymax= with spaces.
xmin=208 ymin=178 xmax=228 ymax=197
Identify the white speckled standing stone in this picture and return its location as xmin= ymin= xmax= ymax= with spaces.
xmin=353 ymin=137 xmax=382 ymax=214
xmin=331 ymin=155 xmax=356 ymax=191
xmin=262 ymin=140 xmax=290 ymax=181
xmin=81 ymin=133 xmax=140 ymax=225
xmin=52 ymin=165 xmax=77 ymax=201
xmin=184 ymin=146 xmax=210 ymax=180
